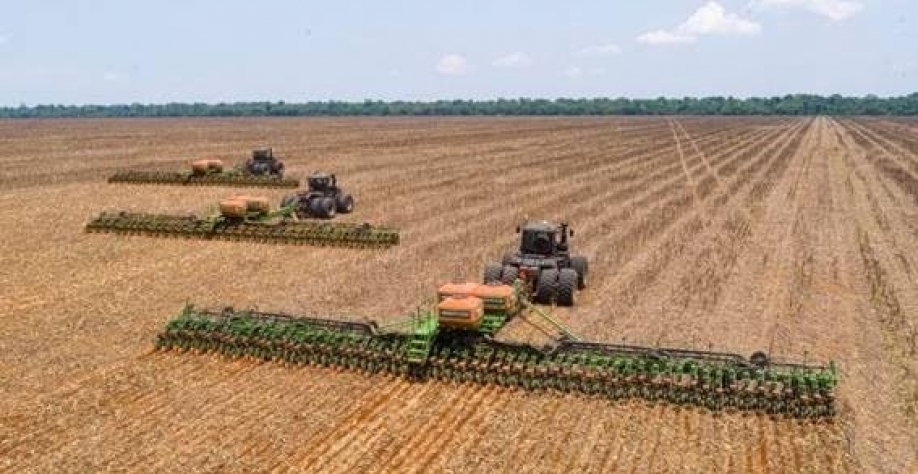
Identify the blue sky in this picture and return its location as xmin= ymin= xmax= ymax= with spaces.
xmin=0 ymin=0 xmax=915 ymax=105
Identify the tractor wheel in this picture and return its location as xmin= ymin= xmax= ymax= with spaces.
xmin=500 ymin=265 xmax=517 ymax=285
xmin=535 ymin=268 xmax=559 ymax=304
xmin=484 ymin=263 xmax=503 ymax=284
xmin=750 ymin=351 xmax=769 ymax=368
xmin=309 ymin=197 xmax=335 ymax=218
xmin=570 ymin=256 xmax=589 ymax=289
xmin=335 ymin=194 xmax=355 ymax=213
xmin=308 ymin=198 xmax=324 ymax=217
xmin=322 ymin=197 xmax=337 ymax=218
xmin=557 ymin=268 xmax=578 ymax=306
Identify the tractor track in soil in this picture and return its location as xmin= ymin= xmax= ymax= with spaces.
xmin=647 ymin=118 xmax=810 ymax=347
xmin=825 ymin=119 xmax=918 ymax=473
xmin=575 ymin=120 xmax=808 ymax=343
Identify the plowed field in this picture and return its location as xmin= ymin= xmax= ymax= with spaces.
xmin=0 ymin=116 xmax=915 ymax=473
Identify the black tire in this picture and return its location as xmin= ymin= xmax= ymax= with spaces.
xmin=322 ymin=197 xmax=337 ymax=218
xmin=750 ymin=351 xmax=769 ymax=368
xmin=483 ymin=263 xmax=503 ymax=284
xmin=335 ymin=194 xmax=355 ymax=213
xmin=570 ymin=256 xmax=588 ymax=289
xmin=309 ymin=197 xmax=335 ymax=218
xmin=557 ymin=268 xmax=578 ymax=307
xmin=308 ymin=198 xmax=323 ymax=217
xmin=535 ymin=268 xmax=559 ymax=304
xmin=500 ymin=265 xmax=518 ymax=285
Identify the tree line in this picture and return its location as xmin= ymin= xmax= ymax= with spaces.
xmin=2 ymin=94 xmax=918 ymax=118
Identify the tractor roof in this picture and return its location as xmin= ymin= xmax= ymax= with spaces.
xmin=522 ymin=221 xmax=558 ymax=232
xmin=309 ymin=172 xmax=332 ymax=179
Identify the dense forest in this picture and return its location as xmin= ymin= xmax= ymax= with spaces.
xmin=2 ymin=94 xmax=918 ymax=118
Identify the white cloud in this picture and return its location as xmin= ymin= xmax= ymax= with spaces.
xmin=637 ymin=30 xmax=697 ymax=45
xmin=102 ymin=71 xmax=128 ymax=82
xmin=436 ymin=54 xmax=470 ymax=75
xmin=637 ymin=2 xmax=761 ymax=46
xmin=574 ymin=43 xmax=622 ymax=57
xmin=754 ymin=0 xmax=863 ymax=21
xmin=682 ymin=2 xmax=761 ymax=35
xmin=492 ymin=52 xmax=533 ymax=68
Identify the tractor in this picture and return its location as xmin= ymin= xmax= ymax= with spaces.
xmin=280 ymin=172 xmax=355 ymax=219
xmin=244 ymin=148 xmax=285 ymax=177
xmin=483 ymin=221 xmax=588 ymax=306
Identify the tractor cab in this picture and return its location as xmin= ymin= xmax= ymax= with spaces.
xmin=307 ymin=172 xmax=337 ymax=193
xmin=251 ymin=148 xmax=274 ymax=161
xmin=517 ymin=222 xmax=571 ymax=256
xmin=246 ymin=148 xmax=284 ymax=176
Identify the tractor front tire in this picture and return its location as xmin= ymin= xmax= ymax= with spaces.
xmin=570 ymin=256 xmax=589 ymax=289
xmin=484 ymin=263 xmax=503 ymax=284
xmin=309 ymin=197 xmax=336 ymax=218
xmin=535 ymin=268 xmax=559 ymax=304
xmin=335 ymin=194 xmax=355 ymax=213
xmin=557 ymin=268 xmax=578 ymax=306
xmin=322 ymin=197 xmax=337 ymax=218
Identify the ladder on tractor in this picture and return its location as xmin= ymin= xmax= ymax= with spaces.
xmin=405 ymin=310 xmax=438 ymax=363
xmin=375 ymin=308 xmax=439 ymax=364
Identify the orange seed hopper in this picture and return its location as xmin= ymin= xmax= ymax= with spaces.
xmin=435 ymin=282 xmax=517 ymax=330
xmin=436 ymin=295 xmax=484 ymax=330
xmin=218 ymin=195 xmax=271 ymax=218
xmin=191 ymin=158 xmax=224 ymax=175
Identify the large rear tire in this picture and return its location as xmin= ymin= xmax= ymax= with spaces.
xmin=308 ymin=198 xmax=323 ymax=217
xmin=322 ymin=197 xmax=337 ymax=218
xmin=535 ymin=268 xmax=559 ymax=304
xmin=557 ymin=268 xmax=578 ymax=306
xmin=500 ymin=265 xmax=518 ymax=285
xmin=483 ymin=263 xmax=503 ymax=284
xmin=570 ymin=256 xmax=588 ymax=289
xmin=309 ymin=197 xmax=336 ymax=218
xmin=335 ymin=194 xmax=354 ymax=213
